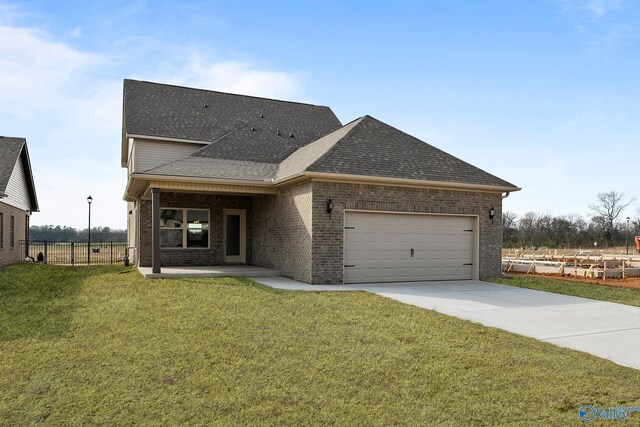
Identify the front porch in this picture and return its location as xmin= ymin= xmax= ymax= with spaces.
xmin=130 ymin=182 xmax=314 ymax=283
xmin=138 ymin=265 xmax=280 ymax=279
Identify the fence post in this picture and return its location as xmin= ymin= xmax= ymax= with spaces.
xmin=110 ymin=241 xmax=113 ymax=264
xmin=71 ymin=241 xmax=75 ymax=266
xmin=44 ymin=241 xmax=48 ymax=265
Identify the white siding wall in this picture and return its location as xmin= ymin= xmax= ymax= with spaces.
xmin=133 ymin=140 xmax=201 ymax=173
xmin=4 ymin=158 xmax=31 ymax=211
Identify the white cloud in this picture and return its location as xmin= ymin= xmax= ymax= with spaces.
xmin=0 ymin=23 xmax=122 ymax=229
xmin=0 ymin=21 xmax=305 ymax=229
xmin=555 ymin=0 xmax=622 ymax=17
xmin=0 ymin=26 xmax=106 ymax=112
xmin=146 ymin=50 xmax=304 ymax=101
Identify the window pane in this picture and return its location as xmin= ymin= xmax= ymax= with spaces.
xmin=160 ymin=209 xmax=183 ymax=228
xmin=10 ymin=215 xmax=14 ymax=248
xmin=226 ymin=214 xmax=240 ymax=256
xmin=161 ymin=229 xmax=183 ymax=248
xmin=187 ymin=210 xmax=209 ymax=248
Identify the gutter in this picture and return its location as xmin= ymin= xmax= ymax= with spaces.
xmin=273 ymin=171 xmax=521 ymax=193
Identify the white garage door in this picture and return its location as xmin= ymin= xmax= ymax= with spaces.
xmin=344 ymin=211 xmax=475 ymax=284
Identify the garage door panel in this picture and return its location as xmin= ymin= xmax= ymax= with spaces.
xmin=344 ymin=212 xmax=475 ymax=284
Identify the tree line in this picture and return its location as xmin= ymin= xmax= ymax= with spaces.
xmin=503 ymin=191 xmax=639 ymax=248
xmin=29 ymin=225 xmax=127 ymax=242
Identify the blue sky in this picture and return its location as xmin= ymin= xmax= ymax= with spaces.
xmin=0 ymin=0 xmax=638 ymax=229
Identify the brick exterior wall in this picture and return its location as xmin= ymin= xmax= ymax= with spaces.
xmin=253 ymin=182 xmax=313 ymax=283
xmin=311 ymin=181 xmax=503 ymax=284
xmin=0 ymin=201 xmax=27 ymax=266
xmin=138 ymin=192 xmax=253 ymax=267
xmin=135 ymin=183 xmax=503 ymax=285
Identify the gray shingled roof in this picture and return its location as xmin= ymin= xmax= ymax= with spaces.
xmin=143 ymin=157 xmax=277 ymax=181
xmin=192 ymin=122 xmax=299 ymax=163
xmin=124 ymin=80 xmax=516 ymax=189
xmin=0 ymin=136 xmax=39 ymax=210
xmin=123 ymin=80 xmax=342 ymax=147
xmin=279 ymin=115 xmax=517 ymax=188
xmin=276 ymin=117 xmax=364 ymax=180
xmin=139 ymin=115 xmax=517 ymax=189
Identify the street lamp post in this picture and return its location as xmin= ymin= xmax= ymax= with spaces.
xmin=87 ymin=196 xmax=93 ymax=265
xmin=627 ymin=217 xmax=631 ymax=256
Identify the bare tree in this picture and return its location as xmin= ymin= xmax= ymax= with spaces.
xmin=502 ymin=211 xmax=518 ymax=245
xmin=502 ymin=211 xmax=518 ymax=230
xmin=588 ymin=191 xmax=635 ymax=245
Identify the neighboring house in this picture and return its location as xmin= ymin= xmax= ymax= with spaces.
xmin=122 ymin=80 xmax=519 ymax=284
xmin=0 ymin=137 xmax=39 ymax=266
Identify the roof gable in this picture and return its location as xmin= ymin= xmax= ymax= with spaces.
xmin=0 ymin=136 xmax=39 ymax=211
xmin=0 ymin=137 xmax=24 ymax=194
xmin=276 ymin=117 xmax=364 ymax=180
xmin=295 ymin=115 xmax=516 ymax=188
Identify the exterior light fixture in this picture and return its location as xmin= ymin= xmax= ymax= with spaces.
xmin=489 ymin=206 xmax=495 ymax=224
xmin=326 ymin=199 xmax=333 ymax=214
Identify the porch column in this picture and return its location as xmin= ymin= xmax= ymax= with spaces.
xmin=151 ymin=188 xmax=161 ymax=273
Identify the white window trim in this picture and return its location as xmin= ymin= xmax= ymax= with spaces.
xmin=160 ymin=207 xmax=210 ymax=249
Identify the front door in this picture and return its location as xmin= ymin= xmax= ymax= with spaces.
xmin=223 ymin=209 xmax=246 ymax=263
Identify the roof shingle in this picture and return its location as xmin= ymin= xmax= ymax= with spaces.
xmin=123 ymin=80 xmax=342 ymax=147
xmin=278 ymin=116 xmax=517 ymax=188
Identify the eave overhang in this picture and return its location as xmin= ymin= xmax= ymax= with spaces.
xmin=124 ymin=170 xmax=520 ymax=201
xmin=274 ymin=171 xmax=521 ymax=194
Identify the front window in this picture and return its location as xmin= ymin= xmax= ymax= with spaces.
xmin=160 ymin=208 xmax=209 ymax=248
xmin=9 ymin=215 xmax=14 ymax=248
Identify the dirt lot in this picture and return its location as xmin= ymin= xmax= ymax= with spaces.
xmin=505 ymin=272 xmax=640 ymax=291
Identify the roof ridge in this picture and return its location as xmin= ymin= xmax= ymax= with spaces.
xmin=306 ymin=116 xmax=367 ymax=171
xmin=189 ymin=121 xmax=250 ymax=157
xmin=124 ymin=79 xmax=332 ymax=109
xmin=191 ymin=121 xmax=298 ymax=160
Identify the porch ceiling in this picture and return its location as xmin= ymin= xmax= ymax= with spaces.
xmin=128 ymin=176 xmax=280 ymax=200
xmin=142 ymin=181 xmax=280 ymax=199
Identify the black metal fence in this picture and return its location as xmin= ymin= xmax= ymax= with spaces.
xmin=20 ymin=241 xmax=129 ymax=265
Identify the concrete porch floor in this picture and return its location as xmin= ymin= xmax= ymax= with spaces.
xmin=138 ymin=265 xmax=280 ymax=279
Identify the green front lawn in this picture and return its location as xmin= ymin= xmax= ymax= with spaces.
xmin=492 ymin=274 xmax=640 ymax=307
xmin=1 ymin=265 xmax=639 ymax=425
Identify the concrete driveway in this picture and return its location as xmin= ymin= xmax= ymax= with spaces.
xmin=252 ymin=277 xmax=640 ymax=369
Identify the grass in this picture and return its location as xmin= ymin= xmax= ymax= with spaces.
xmin=1 ymin=265 xmax=639 ymax=425
xmin=492 ymin=274 xmax=640 ymax=307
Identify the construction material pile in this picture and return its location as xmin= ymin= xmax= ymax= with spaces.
xmin=502 ymin=249 xmax=640 ymax=280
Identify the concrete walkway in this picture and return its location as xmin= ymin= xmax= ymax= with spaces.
xmin=251 ymin=277 xmax=640 ymax=369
